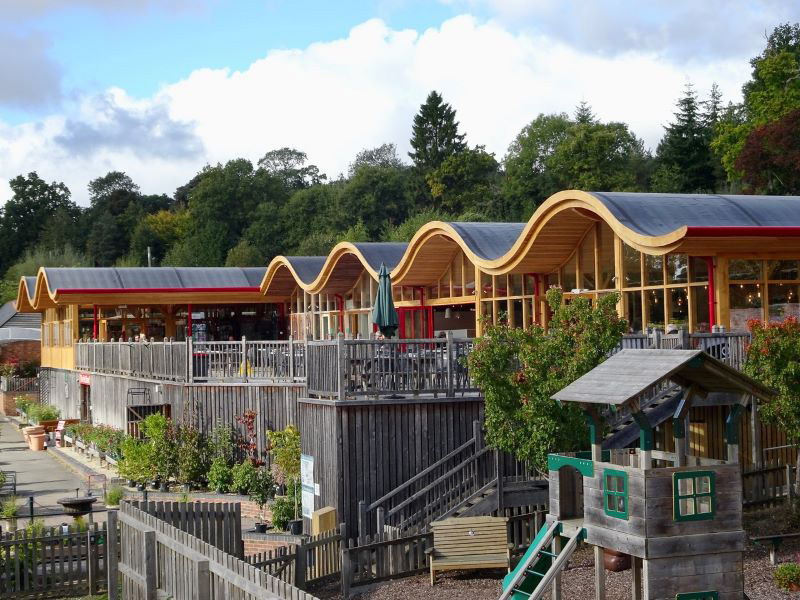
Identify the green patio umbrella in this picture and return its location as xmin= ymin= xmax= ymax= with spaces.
xmin=372 ymin=263 xmax=399 ymax=338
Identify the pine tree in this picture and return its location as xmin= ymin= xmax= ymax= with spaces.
xmin=574 ymin=100 xmax=596 ymax=125
xmin=655 ymin=84 xmax=716 ymax=193
xmin=408 ymin=91 xmax=466 ymax=172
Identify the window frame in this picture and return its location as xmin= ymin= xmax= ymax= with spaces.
xmin=673 ymin=470 xmax=716 ymax=522
xmin=603 ymin=468 xmax=629 ymax=520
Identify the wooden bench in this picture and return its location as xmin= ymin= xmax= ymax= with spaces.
xmin=751 ymin=532 xmax=800 ymax=565
xmin=425 ymin=516 xmax=511 ymax=585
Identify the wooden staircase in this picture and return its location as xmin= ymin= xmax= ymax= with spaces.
xmin=602 ymin=382 xmax=683 ymax=449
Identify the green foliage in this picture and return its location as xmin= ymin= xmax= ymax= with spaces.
xmin=118 ymin=437 xmax=156 ymax=484
xmin=105 ymin=485 xmax=124 ymax=507
xmin=14 ymin=396 xmax=33 ymax=418
xmin=426 ymin=146 xmax=502 ymax=218
xmin=349 ymin=143 xmax=404 ymax=177
xmin=225 ymin=240 xmax=265 ymax=267
xmin=177 ymin=426 xmax=210 ymax=488
xmin=141 ymin=414 xmax=177 ymax=482
xmin=231 ymin=460 xmax=258 ymax=495
xmin=65 ymin=423 xmax=126 ymax=458
xmin=409 ymin=90 xmax=467 ymax=172
xmin=270 ymin=495 xmax=295 ymax=531
xmin=1 ymin=496 xmax=19 ymax=518
xmin=381 ymin=208 xmax=452 ymax=242
xmin=468 ymin=288 xmax=626 ymax=471
xmin=207 ymin=457 xmax=234 ymax=493
xmin=268 ymin=425 xmax=301 ymax=486
xmin=744 ymin=317 xmax=800 ymax=441
xmin=27 ymin=403 xmax=60 ymax=424
xmin=0 ymin=244 xmax=89 ymax=304
xmin=249 ymin=468 xmax=276 ymax=516
xmin=0 ymin=471 xmax=6 ymax=487
xmin=775 ymin=563 xmax=800 ymax=589
xmin=209 ymin=425 xmax=236 ymax=466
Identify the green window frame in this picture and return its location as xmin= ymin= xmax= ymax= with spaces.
xmin=675 ymin=591 xmax=718 ymax=600
xmin=673 ymin=471 xmax=715 ymax=522
xmin=603 ymin=468 xmax=628 ymax=520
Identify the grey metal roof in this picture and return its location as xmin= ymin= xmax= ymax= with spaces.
xmin=446 ymin=222 xmax=526 ymax=261
xmin=23 ymin=277 xmax=36 ymax=297
xmin=0 ymin=328 xmax=40 ymax=343
xmin=552 ymin=349 xmax=773 ymax=407
xmin=589 ymin=192 xmax=800 ymax=237
xmin=42 ymin=267 xmax=266 ymax=291
xmin=283 ymin=257 xmax=327 ymax=285
xmin=351 ymin=242 xmax=408 ymax=271
xmin=0 ymin=301 xmax=40 ymax=329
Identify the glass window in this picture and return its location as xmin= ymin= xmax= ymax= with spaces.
xmin=625 ymin=291 xmax=642 ymax=333
xmin=480 ymin=271 xmax=493 ymax=298
xmin=495 ymin=275 xmax=509 ymax=298
xmin=597 ymin=223 xmax=615 ymax=290
xmin=562 ymin=252 xmax=577 ymax=291
xmin=728 ymin=259 xmax=761 ymax=281
xmin=524 ymin=274 xmax=537 ymax=296
xmin=667 ymin=254 xmax=688 ymax=284
xmin=768 ymin=283 xmax=800 ymax=322
xmin=768 ymin=260 xmax=800 ymax=281
xmin=669 ymin=288 xmax=689 ymax=329
xmin=645 ymin=254 xmax=664 ymax=286
xmin=729 ymin=283 xmax=763 ymax=331
xmin=673 ymin=471 xmax=715 ymax=521
xmin=603 ymin=469 xmax=628 ymax=520
xmin=690 ymin=257 xmax=709 ymax=283
xmin=512 ymin=300 xmax=523 ymax=328
xmin=623 ymin=243 xmax=641 ymax=287
xmin=692 ymin=285 xmax=711 ymax=333
xmin=462 ymin=259 xmax=473 ymax=296
xmin=580 ymin=229 xmax=595 ymax=290
xmin=646 ymin=289 xmax=665 ymax=330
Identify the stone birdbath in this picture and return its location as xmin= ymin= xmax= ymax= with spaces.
xmin=58 ymin=489 xmax=97 ymax=524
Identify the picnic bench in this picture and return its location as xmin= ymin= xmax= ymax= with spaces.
xmin=751 ymin=532 xmax=800 ymax=565
xmin=425 ymin=516 xmax=511 ymax=585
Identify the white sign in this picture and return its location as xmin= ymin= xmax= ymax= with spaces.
xmin=300 ymin=454 xmax=315 ymax=519
xmin=302 ymin=489 xmax=314 ymax=519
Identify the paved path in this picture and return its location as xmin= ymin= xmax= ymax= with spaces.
xmin=0 ymin=416 xmax=103 ymax=526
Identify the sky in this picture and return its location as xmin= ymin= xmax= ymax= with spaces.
xmin=1 ymin=0 xmax=798 ymax=205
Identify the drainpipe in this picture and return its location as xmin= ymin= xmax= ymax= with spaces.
xmin=704 ymin=257 xmax=716 ymax=330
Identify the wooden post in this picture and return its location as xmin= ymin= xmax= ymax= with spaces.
xmin=632 ymin=555 xmax=642 ymax=600
xmin=358 ymin=500 xmax=366 ymax=541
xmin=295 ymin=540 xmax=306 ymax=589
xmin=187 ymin=336 xmax=194 ymax=383
xmin=593 ymin=545 xmax=605 ymax=600
xmin=376 ymin=507 xmax=385 ymax=539
xmin=496 ymin=449 xmax=504 ymax=512
xmin=195 ymin=559 xmax=210 ymax=600
xmin=288 ymin=335 xmax=294 ymax=379
xmin=143 ymin=530 xmax=157 ymax=600
xmin=751 ymin=396 xmax=761 ymax=467
xmin=107 ymin=510 xmax=119 ymax=600
xmin=552 ymin=534 xmax=562 ymax=600
xmin=340 ymin=521 xmax=351 ymax=600
xmin=87 ymin=529 xmax=97 ymax=594
xmin=787 ymin=465 xmax=795 ymax=507
xmin=337 ymin=333 xmax=346 ymax=402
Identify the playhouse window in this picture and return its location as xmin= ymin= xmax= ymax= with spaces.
xmin=603 ymin=469 xmax=628 ymax=520
xmin=675 ymin=592 xmax=718 ymax=600
xmin=673 ymin=471 xmax=715 ymax=521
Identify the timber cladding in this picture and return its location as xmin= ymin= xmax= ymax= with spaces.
xmin=299 ymin=396 xmax=484 ymax=532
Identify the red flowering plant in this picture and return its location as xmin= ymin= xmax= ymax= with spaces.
xmin=468 ymin=288 xmax=625 ymax=472
xmin=235 ymin=409 xmax=263 ymax=466
xmin=744 ymin=316 xmax=800 ymax=482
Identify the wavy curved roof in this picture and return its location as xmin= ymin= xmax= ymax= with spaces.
xmin=17 ymin=266 xmax=268 ymax=311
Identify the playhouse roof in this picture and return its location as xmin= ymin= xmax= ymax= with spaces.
xmin=552 ymin=349 xmax=774 ymax=407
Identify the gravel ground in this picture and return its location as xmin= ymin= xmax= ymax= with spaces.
xmin=312 ymin=541 xmax=800 ymax=600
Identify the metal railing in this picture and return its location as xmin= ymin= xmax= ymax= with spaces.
xmin=0 ymin=376 xmax=39 ymax=393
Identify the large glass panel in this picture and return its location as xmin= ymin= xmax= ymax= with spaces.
xmin=597 ymin=222 xmax=615 ymax=290
xmin=645 ymin=254 xmax=664 ymax=286
xmin=580 ymin=229 xmax=595 ymax=290
xmin=768 ymin=260 xmax=800 ymax=281
xmin=512 ymin=299 xmax=523 ymax=328
xmin=646 ymin=289 xmax=665 ymax=330
xmin=729 ymin=283 xmax=763 ymax=331
xmin=768 ymin=283 xmax=800 ymax=322
xmin=667 ymin=254 xmax=688 ymax=284
xmin=462 ymin=260 xmax=474 ymax=296
xmin=625 ymin=291 xmax=642 ymax=333
xmin=690 ymin=257 xmax=709 ymax=283
xmin=692 ymin=285 xmax=711 ymax=333
xmin=728 ymin=259 xmax=761 ymax=281
xmin=669 ymin=287 xmax=689 ymax=329
xmin=523 ymin=274 xmax=536 ymax=296
xmin=623 ymin=243 xmax=641 ymax=287
xmin=480 ymin=271 xmax=493 ymax=298
xmin=427 ymin=284 xmax=439 ymax=300
xmin=495 ymin=275 xmax=509 ymax=298
xmin=510 ymin=274 xmax=523 ymax=297
xmin=562 ymin=252 xmax=577 ymax=291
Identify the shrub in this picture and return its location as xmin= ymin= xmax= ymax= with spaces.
xmin=207 ymin=457 xmax=233 ymax=493
xmin=231 ymin=461 xmax=257 ymax=495
xmin=210 ymin=425 xmax=236 ymax=466
xmin=105 ymin=485 xmax=124 ymax=507
xmin=142 ymin=414 xmax=177 ymax=483
xmin=177 ymin=426 xmax=209 ymax=488
xmin=0 ymin=471 xmax=6 ymax=487
xmin=118 ymin=437 xmax=155 ymax=484
xmin=270 ymin=496 xmax=294 ymax=531
xmin=16 ymin=361 xmax=39 ymax=378
xmin=1 ymin=496 xmax=19 ymax=518
xmin=249 ymin=468 xmax=275 ymax=519
xmin=27 ymin=404 xmax=59 ymax=424
xmin=775 ymin=563 xmax=800 ymax=590
xmin=66 ymin=423 xmax=127 ymax=458
xmin=268 ymin=425 xmax=301 ymax=519
xmin=14 ymin=396 xmax=33 ymax=417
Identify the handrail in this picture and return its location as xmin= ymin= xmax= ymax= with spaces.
xmin=367 ymin=436 xmax=477 ymax=511
xmin=498 ymin=522 xmax=559 ymax=600
xmin=527 ymin=527 xmax=584 ymax=600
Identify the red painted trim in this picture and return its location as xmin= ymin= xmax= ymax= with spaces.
xmin=92 ymin=305 xmax=98 ymax=340
xmin=685 ymin=226 xmax=800 ymax=237
xmin=704 ymin=257 xmax=716 ymax=329
xmin=58 ymin=287 xmax=260 ymax=294
xmin=334 ymin=294 xmax=344 ymax=334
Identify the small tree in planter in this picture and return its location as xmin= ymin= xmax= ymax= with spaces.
xmin=268 ymin=425 xmax=301 ymax=532
xmin=119 ymin=437 xmax=155 ymax=489
xmin=210 ymin=425 xmax=236 ymax=466
xmin=249 ymin=467 xmax=275 ymax=532
xmin=231 ymin=460 xmax=257 ymax=495
xmin=177 ymin=425 xmax=210 ymax=490
xmin=207 ymin=458 xmax=233 ymax=494
xmin=141 ymin=414 xmax=177 ymax=490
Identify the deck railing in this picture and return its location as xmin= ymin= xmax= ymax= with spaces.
xmin=75 ymin=338 xmax=305 ymax=383
xmin=0 ymin=375 xmax=39 ymax=393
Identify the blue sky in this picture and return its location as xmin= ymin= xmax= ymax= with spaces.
xmin=1 ymin=0 xmax=799 ymax=204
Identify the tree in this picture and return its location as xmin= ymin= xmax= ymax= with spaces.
xmin=654 ymin=84 xmax=717 ymax=192
xmin=382 ymin=208 xmax=454 ymax=242
xmin=736 ymin=108 xmax=800 ymax=194
xmin=574 ymin=100 xmax=597 ymax=125
xmin=408 ymin=91 xmax=466 ymax=172
xmin=129 ymin=210 xmax=191 ymax=266
xmin=425 ymin=146 xmax=502 ymax=217
xmin=348 ymin=143 xmax=404 ymax=177
xmin=334 ymin=166 xmax=414 ymax=238
xmin=467 ymin=288 xmax=626 ymax=470
xmin=225 ymin=240 xmax=266 ymax=267
xmin=258 ymin=148 xmax=326 ymax=191
xmin=0 ymin=245 xmax=89 ymax=304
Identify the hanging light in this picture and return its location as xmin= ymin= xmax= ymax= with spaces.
xmin=445 ymin=307 xmax=452 ymax=319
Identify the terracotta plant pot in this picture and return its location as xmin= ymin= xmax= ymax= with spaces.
xmin=790 ymin=582 xmax=800 ymax=592
xmin=603 ymin=548 xmax=631 ymax=572
xmin=29 ymin=433 xmax=47 ymax=452
xmin=22 ymin=426 xmax=41 ymax=443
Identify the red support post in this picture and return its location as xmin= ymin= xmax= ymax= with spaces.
xmin=704 ymin=257 xmax=716 ymax=329
xmin=92 ymin=305 xmax=98 ymax=340
xmin=187 ymin=304 xmax=193 ymax=339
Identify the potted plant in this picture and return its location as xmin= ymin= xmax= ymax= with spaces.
xmin=269 ymin=495 xmax=294 ymax=532
xmin=231 ymin=460 xmax=257 ymax=495
xmin=207 ymin=457 xmax=233 ymax=494
xmin=119 ymin=437 xmax=155 ymax=492
xmin=775 ymin=563 xmax=800 ymax=591
xmin=177 ymin=425 xmax=209 ymax=490
xmin=268 ymin=425 xmax=302 ymax=534
xmin=249 ymin=467 xmax=275 ymax=534
xmin=141 ymin=414 xmax=177 ymax=492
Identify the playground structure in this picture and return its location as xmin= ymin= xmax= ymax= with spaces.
xmin=502 ymin=349 xmax=774 ymax=600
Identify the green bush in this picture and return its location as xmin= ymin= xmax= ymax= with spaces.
xmin=105 ymin=485 xmax=124 ymax=507
xmin=66 ymin=423 xmax=127 ymax=458
xmin=210 ymin=425 xmax=236 ymax=466
xmin=270 ymin=496 xmax=294 ymax=531
xmin=207 ymin=457 xmax=233 ymax=493
xmin=231 ymin=461 xmax=257 ymax=495
xmin=118 ymin=437 xmax=155 ymax=484
xmin=1 ymin=496 xmax=19 ymax=518
xmin=0 ymin=471 xmax=6 ymax=487
xmin=142 ymin=414 xmax=177 ymax=483
xmin=27 ymin=404 xmax=60 ymax=424
xmin=177 ymin=426 xmax=209 ymax=488
xmin=775 ymin=563 xmax=800 ymax=589
xmin=249 ymin=468 xmax=275 ymax=518
xmin=14 ymin=396 xmax=33 ymax=417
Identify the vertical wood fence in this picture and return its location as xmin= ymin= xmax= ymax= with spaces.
xmin=743 ymin=462 xmax=797 ymax=508
xmin=0 ymin=522 xmax=109 ymax=599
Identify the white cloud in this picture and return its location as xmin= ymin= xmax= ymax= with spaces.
xmin=0 ymin=14 xmax=755 ymax=205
